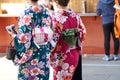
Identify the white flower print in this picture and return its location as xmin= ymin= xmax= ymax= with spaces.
xmin=62 ymin=63 xmax=69 ymax=70
xmin=46 ymin=17 xmax=52 ymax=26
xmin=54 ymin=53 xmax=58 ymax=59
xmin=56 ymin=70 xmax=70 ymax=80
xmin=55 ymin=13 xmax=68 ymax=24
xmin=70 ymin=12 xmax=77 ymax=18
xmin=56 ymin=71 xmax=63 ymax=80
xmin=24 ymin=33 xmax=32 ymax=49
xmin=46 ymin=54 xmax=50 ymax=59
xmin=25 ymin=41 xmax=31 ymax=49
xmin=19 ymin=78 xmax=23 ymax=80
xmin=42 ymin=17 xmax=51 ymax=27
xmin=50 ymin=59 xmax=59 ymax=68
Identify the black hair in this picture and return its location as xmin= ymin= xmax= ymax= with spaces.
xmin=54 ymin=0 xmax=70 ymax=7
xmin=31 ymin=0 xmax=38 ymax=2
xmin=50 ymin=5 xmax=54 ymax=10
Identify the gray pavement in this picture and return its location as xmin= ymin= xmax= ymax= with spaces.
xmin=82 ymin=54 xmax=120 ymax=80
xmin=0 ymin=53 xmax=120 ymax=80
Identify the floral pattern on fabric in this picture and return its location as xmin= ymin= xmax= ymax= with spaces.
xmin=50 ymin=9 xmax=86 ymax=80
xmin=13 ymin=5 xmax=52 ymax=80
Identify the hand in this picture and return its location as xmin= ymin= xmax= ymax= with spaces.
xmin=6 ymin=24 xmax=17 ymax=38
xmin=79 ymin=32 xmax=86 ymax=42
xmin=81 ymin=33 xmax=86 ymax=41
xmin=7 ymin=30 xmax=16 ymax=38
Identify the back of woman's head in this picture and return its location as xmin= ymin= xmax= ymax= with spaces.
xmin=53 ymin=0 xmax=70 ymax=7
xmin=31 ymin=0 xmax=38 ymax=2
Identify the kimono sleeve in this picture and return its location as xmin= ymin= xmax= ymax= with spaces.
xmin=13 ymin=12 xmax=33 ymax=65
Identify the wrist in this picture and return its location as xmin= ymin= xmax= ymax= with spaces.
xmin=11 ymin=34 xmax=16 ymax=38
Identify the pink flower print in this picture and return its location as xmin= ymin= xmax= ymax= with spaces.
xmin=22 ymin=15 xmax=31 ymax=25
xmin=26 ymin=50 xmax=32 ymax=56
xmin=22 ymin=68 xmax=29 ymax=75
xmin=31 ymin=59 xmax=38 ymax=65
xmin=32 ymin=6 xmax=39 ymax=12
xmin=19 ymin=33 xmax=28 ymax=43
xmin=20 ymin=54 xmax=27 ymax=63
xmin=31 ymin=67 xmax=40 ymax=76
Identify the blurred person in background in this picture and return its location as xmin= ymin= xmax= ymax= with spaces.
xmin=46 ymin=0 xmax=54 ymax=11
xmin=96 ymin=0 xmax=119 ymax=61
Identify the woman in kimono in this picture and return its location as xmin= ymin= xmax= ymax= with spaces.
xmin=50 ymin=0 xmax=86 ymax=80
xmin=6 ymin=0 xmax=52 ymax=80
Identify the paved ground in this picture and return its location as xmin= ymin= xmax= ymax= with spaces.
xmin=82 ymin=54 xmax=120 ymax=80
xmin=0 ymin=53 xmax=120 ymax=80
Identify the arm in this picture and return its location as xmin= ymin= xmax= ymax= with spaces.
xmin=78 ymin=16 xmax=86 ymax=42
xmin=79 ymin=17 xmax=86 ymax=40
xmin=96 ymin=1 xmax=102 ymax=16
xmin=13 ymin=11 xmax=33 ymax=65
xmin=74 ymin=15 xmax=86 ymax=53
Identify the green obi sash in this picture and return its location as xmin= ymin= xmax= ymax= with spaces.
xmin=61 ymin=28 xmax=78 ymax=46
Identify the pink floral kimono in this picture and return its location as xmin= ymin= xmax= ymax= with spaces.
xmin=50 ymin=9 xmax=86 ymax=80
